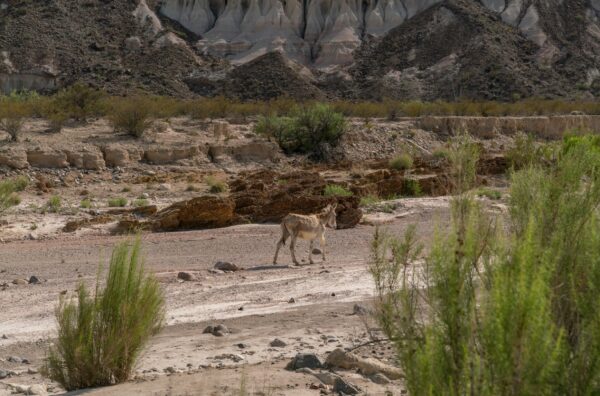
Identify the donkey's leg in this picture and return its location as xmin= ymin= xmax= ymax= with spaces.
xmin=290 ymin=234 xmax=300 ymax=265
xmin=321 ymin=234 xmax=327 ymax=262
xmin=273 ymin=238 xmax=284 ymax=265
xmin=273 ymin=226 xmax=289 ymax=265
xmin=309 ymin=240 xmax=315 ymax=264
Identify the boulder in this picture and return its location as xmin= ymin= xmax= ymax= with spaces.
xmin=286 ymin=353 xmax=323 ymax=371
xmin=26 ymin=147 xmax=68 ymax=168
xmin=213 ymin=261 xmax=240 ymax=272
xmin=0 ymin=146 xmax=28 ymax=169
xmin=103 ymin=144 xmax=140 ymax=167
xmin=152 ymin=196 xmax=236 ymax=231
xmin=145 ymin=145 xmax=202 ymax=164
xmin=333 ymin=377 xmax=360 ymax=395
xmin=66 ymin=148 xmax=105 ymax=170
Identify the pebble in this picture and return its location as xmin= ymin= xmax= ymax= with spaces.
xmin=213 ymin=261 xmax=240 ymax=272
xmin=288 ymin=298 xmax=296 ymax=303
xmin=177 ymin=272 xmax=195 ymax=281
xmin=285 ymin=353 xmax=323 ymax=370
xmin=0 ymin=369 xmax=8 ymax=379
xmin=28 ymin=276 xmax=41 ymax=285
xmin=270 ymin=338 xmax=287 ymax=348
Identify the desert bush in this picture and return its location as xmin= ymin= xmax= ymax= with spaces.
xmin=13 ymin=175 xmax=29 ymax=192
xmin=51 ymin=83 xmax=104 ymax=121
xmin=132 ymin=198 xmax=149 ymax=207
xmin=475 ymin=187 xmax=502 ymax=200
xmin=108 ymin=197 xmax=128 ymax=207
xmin=401 ymin=179 xmax=421 ymax=197
xmin=108 ymin=97 xmax=153 ymax=139
xmin=324 ymin=184 xmax=352 ymax=197
xmin=389 ymin=154 xmax=413 ymax=171
xmin=80 ymin=199 xmax=92 ymax=209
xmin=371 ymin=134 xmax=600 ymax=395
xmin=204 ymin=176 xmax=228 ymax=193
xmin=44 ymin=239 xmax=164 ymax=390
xmin=256 ymin=104 xmax=346 ymax=160
xmin=254 ymin=114 xmax=294 ymax=148
xmin=46 ymin=196 xmax=62 ymax=213
xmin=359 ymin=195 xmax=380 ymax=207
xmin=0 ymin=101 xmax=27 ymax=142
xmin=0 ymin=179 xmax=20 ymax=215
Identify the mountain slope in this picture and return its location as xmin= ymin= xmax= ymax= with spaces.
xmin=0 ymin=0 xmax=599 ymax=100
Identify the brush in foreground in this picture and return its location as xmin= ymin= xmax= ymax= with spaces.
xmin=44 ymin=238 xmax=164 ymax=391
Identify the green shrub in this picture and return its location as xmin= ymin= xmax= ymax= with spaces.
xmin=255 ymin=104 xmax=346 ymax=160
xmin=432 ymin=148 xmax=450 ymax=160
xmin=0 ymin=179 xmax=22 ymax=215
xmin=108 ymin=197 xmax=128 ymax=207
xmin=371 ymin=135 xmax=600 ymax=395
xmin=204 ymin=176 xmax=228 ymax=193
xmin=80 ymin=199 xmax=92 ymax=209
xmin=109 ymin=97 xmax=153 ymax=139
xmin=43 ymin=239 xmax=164 ymax=390
xmin=46 ymin=196 xmax=62 ymax=213
xmin=401 ymin=179 xmax=421 ymax=197
xmin=132 ymin=198 xmax=149 ymax=207
xmin=185 ymin=184 xmax=198 ymax=192
xmin=476 ymin=187 xmax=502 ymax=200
xmin=323 ymin=184 xmax=353 ymax=197
xmin=359 ymin=195 xmax=380 ymax=207
xmin=13 ymin=176 xmax=29 ymax=192
xmin=389 ymin=154 xmax=413 ymax=171
xmin=0 ymin=100 xmax=27 ymax=142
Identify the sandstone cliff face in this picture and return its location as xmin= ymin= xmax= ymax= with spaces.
xmin=158 ymin=0 xmax=554 ymax=67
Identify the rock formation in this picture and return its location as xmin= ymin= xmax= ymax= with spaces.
xmin=158 ymin=0 xmax=551 ymax=68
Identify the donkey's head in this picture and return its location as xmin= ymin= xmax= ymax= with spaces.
xmin=321 ymin=203 xmax=338 ymax=229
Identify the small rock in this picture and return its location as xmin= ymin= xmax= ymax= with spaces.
xmin=235 ymin=343 xmax=250 ymax=349
xmin=12 ymin=279 xmax=27 ymax=285
xmin=214 ymin=324 xmax=229 ymax=333
xmin=8 ymin=356 xmax=23 ymax=363
xmin=370 ymin=372 xmax=391 ymax=385
xmin=141 ymin=192 xmax=150 ymax=199
xmin=213 ymin=330 xmax=225 ymax=337
xmin=28 ymin=276 xmax=41 ymax=285
xmin=238 ymin=306 xmax=244 ymax=311
xmin=27 ymin=368 xmax=38 ymax=375
xmin=158 ymin=183 xmax=171 ymax=191
xmin=312 ymin=248 xmax=322 ymax=255
xmin=0 ymin=369 xmax=8 ymax=379
xmin=203 ymin=326 xmax=214 ymax=334
xmin=270 ymin=338 xmax=287 ymax=348
xmin=353 ymin=304 xmax=368 ymax=316
xmin=213 ymin=261 xmax=240 ymax=272
xmin=1 ymin=334 xmax=7 ymax=339
xmin=164 ymin=366 xmax=176 ymax=374
xmin=288 ymin=298 xmax=296 ymax=303
xmin=286 ymin=353 xmax=323 ymax=370
xmin=331 ymin=292 xmax=336 ymax=297
xmin=333 ymin=377 xmax=360 ymax=395
xmin=177 ymin=272 xmax=195 ymax=281
xmin=26 ymin=384 xmax=47 ymax=395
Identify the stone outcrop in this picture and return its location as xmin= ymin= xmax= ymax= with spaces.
xmin=26 ymin=147 xmax=69 ymax=168
xmin=65 ymin=147 xmax=105 ymax=170
xmin=0 ymin=146 xmax=28 ymax=169
xmin=152 ymin=196 xmax=237 ymax=231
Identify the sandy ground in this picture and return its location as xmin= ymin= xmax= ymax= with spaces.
xmin=0 ymin=196 xmax=460 ymax=395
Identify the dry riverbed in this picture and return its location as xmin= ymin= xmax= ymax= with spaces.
xmin=0 ymin=196 xmax=466 ymax=395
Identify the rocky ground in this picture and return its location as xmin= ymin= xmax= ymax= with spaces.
xmin=0 ymin=115 xmax=576 ymax=395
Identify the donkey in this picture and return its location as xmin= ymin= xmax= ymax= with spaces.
xmin=273 ymin=203 xmax=337 ymax=266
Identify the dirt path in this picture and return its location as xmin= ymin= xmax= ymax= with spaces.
xmin=0 ymin=198 xmax=452 ymax=395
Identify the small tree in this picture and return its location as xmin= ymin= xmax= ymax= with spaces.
xmin=0 ymin=179 xmax=20 ymax=215
xmin=44 ymin=239 xmax=164 ymax=391
xmin=0 ymin=101 xmax=27 ymax=142
xmin=51 ymin=83 xmax=104 ymax=121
